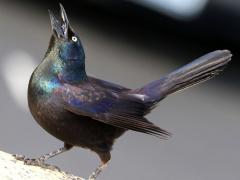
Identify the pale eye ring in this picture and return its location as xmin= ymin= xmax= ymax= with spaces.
xmin=72 ymin=36 xmax=78 ymax=42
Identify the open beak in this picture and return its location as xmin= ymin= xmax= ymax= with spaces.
xmin=48 ymin=4 xmax=71 ymax=39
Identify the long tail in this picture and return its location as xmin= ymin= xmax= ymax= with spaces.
xmin=132 ymin=50 xmax=232 ymax=105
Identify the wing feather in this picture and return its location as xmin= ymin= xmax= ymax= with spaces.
xmin=62 ymin=83 xmax=170 ymax=138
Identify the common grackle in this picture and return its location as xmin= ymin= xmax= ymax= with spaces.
xmin=19 ymin=4 xmax=232 ymax=180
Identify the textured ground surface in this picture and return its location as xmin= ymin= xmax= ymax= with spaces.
xmin=0 ymin=150 xmax=84 ymax=180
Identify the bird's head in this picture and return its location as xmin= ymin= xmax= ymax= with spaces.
xmin=46 ymin=4 xmax=87 ymax=83
xmin=48 ymin=4 xmax=85 ymax=63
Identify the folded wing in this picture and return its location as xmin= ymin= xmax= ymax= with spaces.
xmin=62 ymin=83 xmax=170 ymax=138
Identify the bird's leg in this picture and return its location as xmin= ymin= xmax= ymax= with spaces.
xmin=14 ymin=143 xmax=73 ymax=170
xmin=88 ymin=161 xmax=109 ymax=180
xmin=88 ymin=152 xmax=110 ymax=180
xmin=38 ymin=143 xmax=72 ymax=162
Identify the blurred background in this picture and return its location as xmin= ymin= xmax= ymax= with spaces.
xmin=0 ymin=0 xmax=239 ymax=179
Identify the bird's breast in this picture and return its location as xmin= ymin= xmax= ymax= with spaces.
xmin=28 ymin=74 xmax=125 ymax=153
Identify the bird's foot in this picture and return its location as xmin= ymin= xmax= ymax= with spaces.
xmin=88 ymin=163 xmax=109 ymax=180
xmin=13 ymin=154 xmax=60 ymax=171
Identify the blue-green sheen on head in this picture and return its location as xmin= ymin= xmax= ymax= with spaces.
xmin=59 ymin=35 xmax=85 ymax=63
xmin=47 ymin=4 xmax=88 ymax=83
xmin=48 ymin=5 xmax=85 ymax=64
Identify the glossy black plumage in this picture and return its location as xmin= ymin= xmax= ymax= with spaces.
xmin=26 ymin=4 xmax=232 ymax=179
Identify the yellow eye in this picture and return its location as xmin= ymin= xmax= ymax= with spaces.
xmin=72 ymin=36 xmax=78 ymax=42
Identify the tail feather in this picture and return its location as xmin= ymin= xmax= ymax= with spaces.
xmin=132 ymin=50 xmax=232 ymax=105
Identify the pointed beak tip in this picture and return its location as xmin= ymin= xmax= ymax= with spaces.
xmin=48 ymin=9 xmax=57 ymax=22
xmin=47 ymin=4 xmax=72 ymax=39
xmin=59 ymin=3 xmax=68 ymax=23
xmin=48 ymin=9 xmax=52 ymax=17
xmin=48 ymin=9 xmax=62 ymax=38
xmin=59 ymin=3 xmax=64 ymax=9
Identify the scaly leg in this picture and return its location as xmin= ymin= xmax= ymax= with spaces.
xmin=88 ymin=152 xmax=111 ymax=180
xmin=88 ymin=162 xmax=109 ymax=180
xmin=14 ymin=143 xmax=72 ymax=170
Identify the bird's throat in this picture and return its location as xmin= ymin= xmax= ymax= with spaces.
xmin=60 ymin=62 xmax=88 ymax=84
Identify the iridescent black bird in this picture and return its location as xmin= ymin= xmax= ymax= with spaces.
xmin=24 ymin=4 xmax=232 ymax=180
